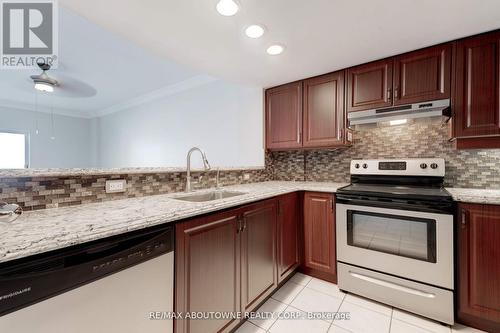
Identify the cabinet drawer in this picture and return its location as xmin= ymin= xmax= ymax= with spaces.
xmin=338 ymin=263 xmax=454 ymax=325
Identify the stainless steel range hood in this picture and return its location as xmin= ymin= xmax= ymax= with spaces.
xmin=348 ymin=99 xmax=451 ymax=125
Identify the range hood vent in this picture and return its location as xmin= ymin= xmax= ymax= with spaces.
xmin=348 ymin=99 xmax=451 ymax=126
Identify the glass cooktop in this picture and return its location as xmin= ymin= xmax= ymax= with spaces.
xmin=337 ymin=183 xmax=452 ymax=201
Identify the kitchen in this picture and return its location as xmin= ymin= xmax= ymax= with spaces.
xmin=0 ymin=1 xmax=499 ymax=333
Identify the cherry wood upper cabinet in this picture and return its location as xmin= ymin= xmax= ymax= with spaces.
xmin=347 ymin=45 xmax=452 ymax=112
xmin=175 ymin=211 xmax=241 ymax=333
xmin=453 ymin=31 xmax=500 ymax=148
xmin=302 ymin=192 xmax=337 ymax=283
xmin=240 ymin=200 xmax=277 ymax=312
xmin=457 ymin=203 xmax=500 ymax=333
xmin=347 ymin=59 xmax=393 ymax=112
xmin=393 ymin=44 xmax=451 ymax=105
xmin=277 ymin=192 xmax=300 ymax=283
xmin=303 ymin=71 xmax=346 ymax=147
xmin=265 ymin=82 xmax=303 ymax=149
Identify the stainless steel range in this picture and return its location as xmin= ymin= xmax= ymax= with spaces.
xmin=336 ymin=158 xmax=454 ymax=324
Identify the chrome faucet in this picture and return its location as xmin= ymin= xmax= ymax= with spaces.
xmin=216 ymin=167 xmax=221 ymax=189
xmin=185 ymin=147 xmax=211 ymax=192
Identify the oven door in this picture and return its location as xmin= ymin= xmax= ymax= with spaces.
xmin=336 ymin=203 xmax=453 ymax=289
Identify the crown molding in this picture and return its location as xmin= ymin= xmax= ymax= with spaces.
xmin=0 ymin=99 xmax=93 ymax=119
xmin=93 ymin=74 xmax=218 ymax=117
xmin=2 ymin=75 xmax=219 ymax=119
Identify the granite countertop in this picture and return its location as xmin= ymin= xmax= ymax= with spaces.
xmin=445 ymin=188 xmax=500 ymax=205
xmin=0 ymin=181 xmax=346 ymax=264
xmin=1 ymin=181 xmax=499 ymax=265
xmin=0 ymin=166 xmax=265 ymax=178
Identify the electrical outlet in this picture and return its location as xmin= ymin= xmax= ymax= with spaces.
xmin=243 ymin=173 xmax=250 ymax=180
xmin=106 ymin=179 xmax=127 ymax=193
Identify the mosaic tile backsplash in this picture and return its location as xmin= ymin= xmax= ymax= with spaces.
xmin=270 ymin=118 xmax=500 ymax=189
xmin=2 ymin=118 xmax=499 ymax=211
xmin=0 ymin=168 xmax=270 ymax=211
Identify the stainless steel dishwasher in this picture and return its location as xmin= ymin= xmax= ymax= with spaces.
xmin=0 ymin=225 xmax=174 ymax=333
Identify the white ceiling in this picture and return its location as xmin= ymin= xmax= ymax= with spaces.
xmin=0 ymin=6 xmax=203 ymax=117
xmin=59 ymin=0 xmax=500 ymax=88
xmin=4 ymin=0 xmax=500 ymax=118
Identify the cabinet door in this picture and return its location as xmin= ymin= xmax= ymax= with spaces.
xmin=277 ymin=193 xmax=300 ymax=283
xmin=240 ymin=200 xmax=278 ymax=312
xmin=303 ymin=192 xmax=336 ymax=282
xmin=347 ymin=59 xmax=393 ymax=112
xmin=175 ymin=211 xmax=241 ymax=333
xmin=265 ymin=82 xmax=303 ymax=149
xmin=458 ymin=203 xmax=500 ymax=333
xmin=454 ymin=32 xmax=500 ymax=139
xmin=393 ymin=44 xmax=451 ymax=105
xmin=303 ymin=71 xmax=345 ymax=147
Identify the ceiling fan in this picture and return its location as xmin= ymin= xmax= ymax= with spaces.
xmin=30 ymin=61 xmax=58 ymax=93
xmin=28 ymin=61 xmax=97 ymax=98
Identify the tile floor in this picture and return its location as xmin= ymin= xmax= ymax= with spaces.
xmin=235 ymin=273 xmax=486 ymax=333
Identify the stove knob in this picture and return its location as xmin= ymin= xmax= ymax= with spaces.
xmin=430 ymin=163 xmax=438 ymax=169
xmin=362 ymin=163 xmax=368 ymax=169
xmin=355 ymin=163 xmax=360 ymax=169
xmin=420 ymin=163 xmax=428 ymax=169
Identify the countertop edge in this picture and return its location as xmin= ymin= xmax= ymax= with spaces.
xmin=0 ymin=166 xmax=266 ymax=178
xmin=0 ymin=181 xmax=346 ymax=264
xmin=445 ymin=187 xmax=500 ymax=205
xmin=2 ymin=182 xmax=499 ymax=265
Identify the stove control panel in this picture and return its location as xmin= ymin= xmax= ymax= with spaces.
xmin=350 ymin=159 xmax=445 ymax=177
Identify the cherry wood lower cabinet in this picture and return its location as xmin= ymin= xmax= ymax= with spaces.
xmin=457 ymin=203 xmax=500 ymax=333
xmin=240 ymin=201 xmax=278 ymax=312
xmin=301 ymin=192 xmax=337 ymax=283
xmin=277 ymin=192 xmax=301 ymax=283
xmin=175 ymin=198 xmax=282 ymax=333
xmin=175 ymin=210 xmax=241 ymax=333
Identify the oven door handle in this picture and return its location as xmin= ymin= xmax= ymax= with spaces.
xmin=349 ymin=271 xmax=436 ymax=298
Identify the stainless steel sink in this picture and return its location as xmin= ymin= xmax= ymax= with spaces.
xmin=174 ymin=190 xmax=246 ymax=202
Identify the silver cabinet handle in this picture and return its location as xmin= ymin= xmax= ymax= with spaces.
xmin=349 ymin=271 xmax=436 ymax=298
xmin=236 ymin=217 xmax=242 ymax=233
xmin=461 ymin=209 xmax=468 ymax=229
xmin=0 ymin=202 xmax=22 ymax=223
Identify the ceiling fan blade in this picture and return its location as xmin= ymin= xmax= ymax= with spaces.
xmin=51 ymin=74 xmax=97 ymax=98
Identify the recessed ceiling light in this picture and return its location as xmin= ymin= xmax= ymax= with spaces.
xmin=266 ymin=44 xmax=285 ymax=55
xmin=216 ymin=0 xmax=239 ymax=16
xmin=245 ymin=25 xmax=265 ymax=38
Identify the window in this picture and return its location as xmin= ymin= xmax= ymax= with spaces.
xmin=0 ymin=131 xmax=29 ymax=169
xmin=347 ymin=210 xmax=437 ymax=263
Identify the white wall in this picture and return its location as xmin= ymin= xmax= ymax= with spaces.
xmin=0 ymin=106 xmax=93 ymax=168
xmin=96 ymin=80 xmax=264 ymax=168
xmin=0 ymin=79 xmax=264 ymax=169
